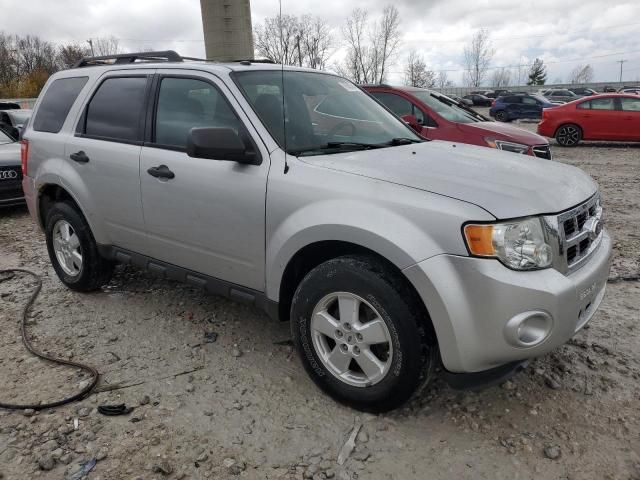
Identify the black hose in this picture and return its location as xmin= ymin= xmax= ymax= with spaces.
xmin=0 ymin=268 xmax=99 ymax=410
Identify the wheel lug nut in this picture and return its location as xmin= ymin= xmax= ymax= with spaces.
xmin=356 ymin=333 xmax=363 ymax=342
xmin=343 ymin=323 xmax=351 ymax=331
xmin=340 ymin=344 xmax=348 ymax=353
xmin=336 ymin=330 xmax=343 ymax=338
xmin=353 ymin=346 xmax=360 ymax=355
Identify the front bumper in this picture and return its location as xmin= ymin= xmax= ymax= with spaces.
xmin=404 ymin=230 xmax=612 ymax=373
xmin=0 ymin=179 xmax=25 ymax=207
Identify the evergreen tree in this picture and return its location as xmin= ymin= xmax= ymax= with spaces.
xmin=527 ymin=58 xmax=547 ymax=85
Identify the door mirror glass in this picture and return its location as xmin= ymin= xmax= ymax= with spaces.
xmin=187 ymin=127 xmax=260 ymax=165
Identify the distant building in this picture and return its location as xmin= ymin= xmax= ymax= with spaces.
xmin=200 ymin=0 xmax=254 ymax=61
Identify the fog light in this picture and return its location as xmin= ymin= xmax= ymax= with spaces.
xmin=504 ymin=311 xmax=553 ymax=347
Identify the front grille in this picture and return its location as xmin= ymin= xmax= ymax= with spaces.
xmin=557 ymin=194 xmax=603 ymax=271
xmin=532 ymin=145 xmax=552 ymax=160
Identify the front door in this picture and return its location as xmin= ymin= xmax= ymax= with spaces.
xmin=619 ymin=96 xmax=640 ymax=141
xmin=577 ymin=97 xmax=619 ymax=140
xmin=139 ymin=71 xmax=269 ymax=291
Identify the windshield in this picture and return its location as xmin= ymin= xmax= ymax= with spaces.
xmin=233 ymin=70 xmax=421 ymax=156
xmin=410 ymin=90 xmax=480 ymax=123
xmin=9 ymin=110 xmax=31 ymax=124
xmin=0 ymin=129 xmax=14 ymax=144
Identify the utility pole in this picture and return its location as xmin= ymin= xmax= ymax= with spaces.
xmin=617 ymin=59 xmax=627 ymax=83
xmin=87 ymin=39 xmax=95 ymax=57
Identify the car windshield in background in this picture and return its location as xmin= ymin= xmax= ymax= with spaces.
xmin=532 ymin=95 xmax=550 ymax=104
xmin=411 ymin=90 xmax=482 ymax=123
xmin=8 ymin=110 xmax=31 ymax=124
xmin=0 ymin=129 xmax=13 ymax=144
xmin=233 ymin=70 xmax=421 ymax=156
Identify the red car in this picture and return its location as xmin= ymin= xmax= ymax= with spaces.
xmin=364 ymin=85 xmax=552 ymax=159
xmin=538 ymin=94 xmax=640 ymax=146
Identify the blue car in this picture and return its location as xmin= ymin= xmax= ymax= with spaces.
xmin=489 ymin=94 xmax=556 ymax=122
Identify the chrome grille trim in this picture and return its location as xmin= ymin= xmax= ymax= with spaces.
xmin=532 ymin=145 xmax=552 ymax=160
xmin=544 ymin=193 xmax=603 ymax=274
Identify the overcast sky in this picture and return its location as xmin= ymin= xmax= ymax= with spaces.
xmin=1 ymin=0 xmax=639 ymax=86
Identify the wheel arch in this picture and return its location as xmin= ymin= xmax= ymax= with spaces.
xmin=37 ymin=183 xmax=98 ymax=239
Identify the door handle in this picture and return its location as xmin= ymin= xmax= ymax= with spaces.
xmin=147 ymin=165 xmax=175 ymax=180
xmin=70 ymin=151 xmax=90 ymax=163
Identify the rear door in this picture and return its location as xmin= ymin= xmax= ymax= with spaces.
xmin=504 ymin=96 xmax=523 ymax=118
xmin=139 ymin=70 xmax=269 ymax=290
xmin=521 ymin=96 xmax=541 ymax=118
xmin=619 ymin=96 xmax=640 ymax=140
xmin=66 ymin=71 xmax=152 ymax=252
xmin=576 ymin=97 xmax=619 ymax=140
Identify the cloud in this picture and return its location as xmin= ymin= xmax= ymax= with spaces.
xmin=1 ymin=0 xmax=639 ymax=84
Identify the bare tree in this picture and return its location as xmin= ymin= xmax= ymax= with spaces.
xmin=91 ymin=36 xmax=121 ymax=56
xmin=404 ymin=50 xmax=435 ymax=88
xmin=254 ymin=14 xmax=333 ymax=68
xmin=340 ymin=5 xmax=402 ymax=84
xmin=463 ymin=29 xmax=494 ymax=87
xmin=490 ymin=67 xmax=511 ymax=88
xmin=58 ymin=43 xmax=90 ymax=69
xmin=436 ymin=70 xmax=452 ymax=89
xmin=568 ymin=64 xmax=594 ymax=84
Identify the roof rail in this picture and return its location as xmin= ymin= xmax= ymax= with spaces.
xmin=73 ymin=50 xmax=190 ymax=68
xmin=233 ymin=58 xmax=277 ymax=65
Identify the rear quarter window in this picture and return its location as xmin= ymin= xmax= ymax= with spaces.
xmin=32 ymin=77 xmax=88 ymax=133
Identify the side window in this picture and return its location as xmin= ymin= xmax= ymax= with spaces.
xmin=621 ymin=97 xmax=640 ymax=111
xmin=590 ymin=98 xmax=615 ymax=110
xmin=33 ymin=77 xmax=88 ymax=133
xmin=83 ymin=77 xmax=148 ymax=142
xmin=577 ymin=101 xmax=591 ymax=110
xmin=154 ymin=77 xmax=242 ymax=149
xmin=505 ymin=96 xmax=521 ymax=104
xmin=522 ymin=97 xmax=537 ymax=105
xmin=371 ymin=93 xmax=414 ymax=118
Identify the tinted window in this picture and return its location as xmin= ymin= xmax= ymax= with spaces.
xmin=621 ymin=97 xmax=640 ymax=111
xmin=84 ymin=77 xmax=147 ymax=142
xmin=371 ymin=92 xmax=426 ymax=123
xmin=590 ymin=98 xmax=615 ymax=110
xmin=155 ymin=77 xmax=241 ymax=148
xmin=33 ymin=77 xmax=88 ymax=133
xmin=522 ymin=97 xmax=538 ymax=105
xmin=577 ymin=101 xmax=591 ymax=110
xmin=504 ymin=96 xmax=522 ymax=104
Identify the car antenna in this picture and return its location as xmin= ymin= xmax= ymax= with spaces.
xmin=279 ymin=0 xmax=289 ymax=174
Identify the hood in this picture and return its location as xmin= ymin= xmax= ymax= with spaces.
xmin=460 ymin=121 xmax=548 ymax=146
xmin=0 ymin=142 xmax=20 ymax=167
xmin=303 ymin=141 xmax=597 ymax=219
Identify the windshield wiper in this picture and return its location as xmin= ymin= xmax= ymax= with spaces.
xmin=325 ymin=141 xmax=386 ymax=150
xmin=383 ymin=137 xmax=422 ymax=146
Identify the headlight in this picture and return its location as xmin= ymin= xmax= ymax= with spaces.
xmin=463 ymin=218 xmax=553 ymax=270
xmin=485 ymin=138 xmax=530 ymax=155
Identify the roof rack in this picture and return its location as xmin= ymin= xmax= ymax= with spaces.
xmin=234 ymin=59 xmax=277 ymax=65
xmin=73 ymin=50 xmax=205 ymax=68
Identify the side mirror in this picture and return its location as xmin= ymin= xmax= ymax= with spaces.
xmin=187 ymin=127 xmax=261 ymax=165
xmin=401 ymin=114 xmax=422 ymax=133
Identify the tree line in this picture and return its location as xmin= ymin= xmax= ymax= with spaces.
xmin=0 ymin=33 xmax=121 ymax=98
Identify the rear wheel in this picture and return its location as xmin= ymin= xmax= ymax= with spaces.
xmin=555 ymin=124 xmax=582 ymax=147
xmin=45 ymin=202 xmax=113 ymax=291
xmin=290 ymin=255 xmax=436 ymax=412
xmin=495 ymin=110 xmax=509 ymax=122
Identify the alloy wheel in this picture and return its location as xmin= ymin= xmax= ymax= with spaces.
xmin=556 ymin=125 xmax=581 ymax=146
xmin=52 ymin=220 xmax=83 ymax=276
xmin=310 ymin=292 xmax=393 ymax=387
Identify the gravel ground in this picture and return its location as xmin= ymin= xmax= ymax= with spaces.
xmin=1 ymin=121 xmax=639 ymax=480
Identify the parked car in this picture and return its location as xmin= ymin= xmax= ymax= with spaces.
xmin=538 ymin=94 xmax=640 ymax=146
xmin=0 ymin=102 xmax=21 ymax=110
xmin=485 ymin=89 xmax=511 ymax=99
xmin=0 ymin=128 xmax=24 ymax=207
xmin=22 ymin=51 xmax=611 ymax=412
xmin=364 ymin=85 xmax=552 ymax=158
xmin=470 ymin=90 xmax=492 ymax=96
xmin=602 ymin=85 xmax=617 ymax=93
xmin=544 ymin=89 xmax=579 ymax=103
xmin=463 ymin=94 xmax=493 ymax=106
xmin=0 ymin=109 xmax=32 ymax=140
xmin=489 ymin=94 xmax=557 ymax=122
xmin=446 ymin=94 xmax=473 ymax=107
xmin=569 ymin=87 xmax=598 ymax=97
xmin=618 ymin=86 xmax=640 ymax=94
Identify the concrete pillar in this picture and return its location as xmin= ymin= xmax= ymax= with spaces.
xmin=200 ymin=0 xmax=254 ymax=61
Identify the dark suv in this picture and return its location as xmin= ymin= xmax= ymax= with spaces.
xmin=489 ymin=94 xmax=556 ymax=122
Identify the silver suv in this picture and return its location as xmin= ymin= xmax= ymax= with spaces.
xmin=22 ymin=51 xmax=611 ymax=412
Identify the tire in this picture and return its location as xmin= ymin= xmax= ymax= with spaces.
xmin=555 ymin=124 xmax=582 ymax=147
xmin=45 ymin=201 xmax=113 ymax=291
xmin=290 ymin=255 xmax=436 ymax=412
xmin=495 ymin=110 xmax=508 ymax=122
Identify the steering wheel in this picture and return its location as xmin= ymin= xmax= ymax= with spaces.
xmin=326 ymin=121 xmax=357 ymax=140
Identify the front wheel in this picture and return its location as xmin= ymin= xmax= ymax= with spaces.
xmin=555 ymin=124 xmax=582 ymax=147
xmin=290 ymin=255 xmax=436 ymax=412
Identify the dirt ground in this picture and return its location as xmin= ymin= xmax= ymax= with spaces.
xmin=1 ymin=119 xmax=639 ymax=480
